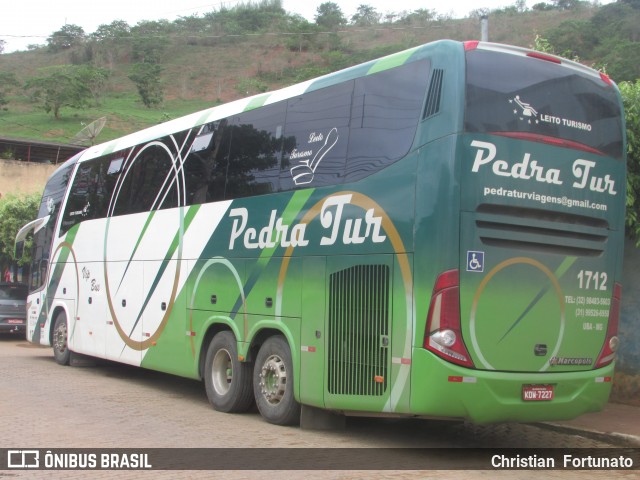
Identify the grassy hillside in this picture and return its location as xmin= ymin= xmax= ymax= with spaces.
xmin=0 ymin=4 xmax=603 ymax=148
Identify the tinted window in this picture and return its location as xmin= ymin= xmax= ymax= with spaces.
xmin=281 ymin=81 xmax=353 ymax=190
xmin=225 ymin=102 xmax=286 ymax=199
xmin=87 ymin=61 xmax=430 ymax=213
xmin=30 ymin=156 xmax=77 ymax=292
xmin=60 ymin=157 xmax=118 ymax=235
xmin=0 ymin=284 xmax=28 ymax=300
xmin=184 ymin=120 xmax=230 ymax=205
xmin=465 ymin=49 xmax=624 ymax=159
xmin=113 ymin=143 xmax=180 ymax=216
xmin=345 ymin=60 xmax=429 ymax=182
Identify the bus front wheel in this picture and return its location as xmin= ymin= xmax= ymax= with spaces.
xmin=52 ymin=312 xmax=70 ymax=366
xmin=253 ymin=335 xmax=300 ymax=426
xmin=204 ymin=331 xmax=254 ymax=413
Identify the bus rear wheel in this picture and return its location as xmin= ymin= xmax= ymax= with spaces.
xmin=52 ymin=311 xmax=70 ymax=366
xmin=204 ymin=331 xmax=254 ymax=413
xmin=253 ymin=335 xmax=300 ymax=426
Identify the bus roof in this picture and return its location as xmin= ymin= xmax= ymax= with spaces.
xmin=79 ymin=39 xmax=613 ymax=165
xmin=79 ymin=40 xmax=451 ymax=163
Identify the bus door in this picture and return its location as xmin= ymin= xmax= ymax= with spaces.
xmin=18 ymin=156 xmax=79 ymax=344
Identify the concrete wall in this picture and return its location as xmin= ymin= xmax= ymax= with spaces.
xmin=0 ymin=159 xmax=57 ymax=197
xmin=611 ymin=238 xmax=640 ymax=406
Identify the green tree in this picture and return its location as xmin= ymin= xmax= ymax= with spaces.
xmin=0 ymin=72 xmax=19 ymax=110
xmin=92 ymin=20 xmax=131 ymax=42
xmin=398 ymin=9 xmax=436 ymax=25
xmin=213 ymin=0 xmax=287 ymax=34
xmin=620 ymin=80 xmax=640 ymax=244
xmin=90 ymin=20 xmax=131 ymax=68
xmin=351 ymin=5 xmax=381 ymax=26
xmin=76 ymin=65 xmax=110 ymax=105
xmin=513 ymin=0 xmax=528 ymax=12
xmin=315 ymin=2 xmax=347 ymax=30
xmin=601 ymin=42 xmax=640 ymax=82
xmin=468 ymin=8 xmax=490 ymax=19
xmin=590 ymin=2 xmax=640 ymax=81
xmin=0 ymin=193 xmax=40 ymax=268
xmin=128 ymin=63 xmax=164 ymax=108
xmin=532 ymin=2 xmax=555 ymax=10
xmin=546 ymin=19 xmax=593 ymax=60
xmin=131 ymin=20 xmax=172 ymax=64
xmin=47 ymin=24 xmax=86 ymax=53
xmin=540 ymin=1 xmax=640 ymax=81
xmin=24 ymin=65 xmax=105 ymax=119
xmin=551 ymin=0 xmax=588 ymax=9
xmin=282 ymin=15 xmax=318 ymax=52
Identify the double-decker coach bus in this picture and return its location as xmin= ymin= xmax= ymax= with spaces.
xmin=16 ymin=40 xmax=625 ymax=426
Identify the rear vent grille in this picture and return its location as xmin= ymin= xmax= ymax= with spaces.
xmin=475 ymin=204 xmax=609 ymax=257
xmin=423 ymin=69 xmax=444 ymax=119
xmin=328 ymin=265 xmax=390 ymax=396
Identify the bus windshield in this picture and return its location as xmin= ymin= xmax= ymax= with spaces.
xmin=28 ymin=156 xmax=77 ymax=293
xmin=464 ymin=47 xmax=624 ymax=160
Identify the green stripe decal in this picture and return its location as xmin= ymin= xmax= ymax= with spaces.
xmin=498 ymin=256 xmax=577 ymax=343
xmin=196 ymin=110 xmax=215 ymax=126
xmin=244 ymin=94 xmax=270 ymax=111
xmin=48 ymin=226 xmax=79 ymax=295
xmin=116 ymin=210 xmax=157 ymax=295
xmin=367 ymin=46 xmax=420 ymax=75
xmin=229 ymin=188 xmax=314 ymax=317
xmin=127 ymin=205 xmax=200 ymax=338
xmin=554 ymin=256 xmax=578 ymax=279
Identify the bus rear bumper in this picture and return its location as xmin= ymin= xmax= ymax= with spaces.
xmin=410 ymin=349 xmax=614 ymax=424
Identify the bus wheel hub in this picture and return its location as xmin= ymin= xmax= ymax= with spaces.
xmin=259 ymin=355 xmax=287 ymax=405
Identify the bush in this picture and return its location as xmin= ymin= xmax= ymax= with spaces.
xmin=619 ymin=80 xmax=640 ymax=244
xmin=0 ymin=193 xmax=40 ymax=267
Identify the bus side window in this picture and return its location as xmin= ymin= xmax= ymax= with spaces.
xmin=184 ymin=120 xmax=230 ymax=205
xmin=60 ymin=158 xmax=112 ymax=234
xmin=113 ymin=142 xmax=179 ymax=215
xmin=280 ymin=81 xmax=353 ymax=191
xmin=225 ymin=102 xmax=285 ymax=199
xmin=345 ymin=60 xmax=429 ymax=182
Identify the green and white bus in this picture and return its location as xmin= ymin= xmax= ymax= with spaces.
xmin=17 ymin=40 xmax=626 ymax=426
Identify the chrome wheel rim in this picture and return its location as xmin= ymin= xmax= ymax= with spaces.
xmin=211 ymin=348 xmax=233 ymax=395
xmin=258 ymin=354 xmax=287 ymax=405
xmin=54 ymin=321 xmax=67 ymax=354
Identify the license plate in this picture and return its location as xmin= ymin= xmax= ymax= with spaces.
xmin=522 ymin=385 xmax=554 ymax=401
xmin=7 ymin=319 xmax=24 ymax=324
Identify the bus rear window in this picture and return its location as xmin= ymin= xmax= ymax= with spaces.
xmin=464 ymin=49 xmax=624 ymax=160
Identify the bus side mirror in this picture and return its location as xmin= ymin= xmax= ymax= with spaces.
xmin=15 ymin=240 xmax=24 ymax=261
xmin=15 ymin=216 xmax=50 ymax=262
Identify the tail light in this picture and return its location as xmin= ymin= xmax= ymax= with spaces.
xmin=526 ymin=51 xmax=562 ymax=64
xmin=594 ymin=282 xmax=621 ymax=369
xmin=464 ymin=41 xmax=480 ymax=51
xmin=424 ymin=270 xmax=474 ymax=368
xmin=599 ymin=72 xmax=614 ymax=86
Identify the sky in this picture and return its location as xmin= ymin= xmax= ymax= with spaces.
xmin=0 ymin=1 xmax=611 ymax=53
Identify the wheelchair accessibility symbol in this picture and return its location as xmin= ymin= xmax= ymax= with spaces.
xmin=467 ymin=251 xmax=485 ymax=272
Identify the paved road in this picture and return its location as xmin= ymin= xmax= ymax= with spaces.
xmin=0 ymin=334 xmax=635 ymax=479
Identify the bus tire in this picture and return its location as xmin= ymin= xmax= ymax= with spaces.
xmin=253 ymin=335 xmax=300 ymax=426
xmin=204 ymin=331 xmax=254 ymax=413
xmin=52 ymin=311 xmax=70 ymax=366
